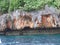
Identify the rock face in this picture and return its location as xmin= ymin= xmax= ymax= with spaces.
xmin=13 ymin=14 xmax=34 ymax=29
xmin=0 ymin=5 xmax=60 ymax=31
xmin=41 ymin=14 xmax=57 ymax=27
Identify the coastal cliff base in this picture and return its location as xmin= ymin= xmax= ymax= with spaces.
xmin=0 ymin=27 xmax=60 ymax=35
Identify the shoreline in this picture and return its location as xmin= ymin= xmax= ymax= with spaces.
xmin=0 ymin=27 xmax=60 ymax=35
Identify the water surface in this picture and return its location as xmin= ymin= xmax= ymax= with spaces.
xmin=0 ymin=34 xmax=60 ymax=45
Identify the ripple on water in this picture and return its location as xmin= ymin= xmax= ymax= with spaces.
xmin=0 ymin=34 xmax=60 ymax=45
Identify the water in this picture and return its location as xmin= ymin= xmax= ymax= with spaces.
xmin=0 ymin=34 xmax=60 ymax=45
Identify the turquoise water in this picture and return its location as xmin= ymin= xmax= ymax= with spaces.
xmin=0 ymin=34 xmax=60 ymax=45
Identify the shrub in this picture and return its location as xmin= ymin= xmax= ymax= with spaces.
xmin=0 ymin=0 xmax=60 ymax=13
xmin=0 ymin=0 xmax=9 ymax=13
xmin=23 ymin=0 xmax=45 ymax=11
xmin=53 ymin=0 xmax=60 ymax=9
xmin=9 ymin=0 xmax=22 ymax=11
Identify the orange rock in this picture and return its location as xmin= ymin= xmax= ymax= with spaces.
xmin=29 ymin=22 xmax=34 ymax=28
xmin=41 ymin=14 xmax=53 ymax=27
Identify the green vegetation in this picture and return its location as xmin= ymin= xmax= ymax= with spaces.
xmin=0 ymin=0 xmax=60 ymax=14
xmin=54 ymin=0 xmax=60 ymax=9
xmin=0 ymin=0 xmax=9 ymax=13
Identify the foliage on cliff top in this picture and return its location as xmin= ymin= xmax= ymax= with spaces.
xmin=0 ymin=0 xmax=60 ymax=14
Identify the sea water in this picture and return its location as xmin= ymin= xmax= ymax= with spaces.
xmin=0 ymin=34 xmax=60 ymax=45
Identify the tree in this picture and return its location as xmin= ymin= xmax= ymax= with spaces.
xmin=0 ymin=0 xmax=9 ymax=13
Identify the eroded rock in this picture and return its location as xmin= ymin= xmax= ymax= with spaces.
xmin=0 ymin=5 xmax=60 ymax=31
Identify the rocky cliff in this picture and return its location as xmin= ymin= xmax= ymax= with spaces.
xmin=0 ymin=5 xmax=60 ymax=31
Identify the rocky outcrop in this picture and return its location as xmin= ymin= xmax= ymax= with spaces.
xmin=0 ymin=5 xmax=60 ymax=31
